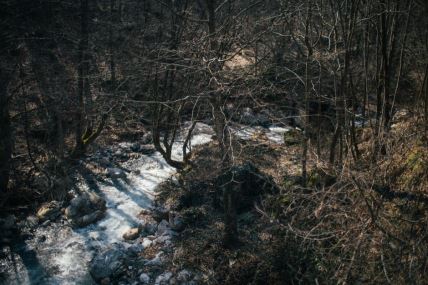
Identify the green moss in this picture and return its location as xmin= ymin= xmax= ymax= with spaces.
xmin=283 ymin=129 xmax=302 ymax=145
xmin=399 ymin=148 xmax=427 ymax=188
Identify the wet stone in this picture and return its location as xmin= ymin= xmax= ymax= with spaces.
xmin=139 ymin=273 xmax=150 ymax=284
xmin=142 ymin=237 xmax=153 ymax=248
xmin=89 ymin=243 xmax=130 ymax=281
xmin=123 ymin=227 xmax=141 ymax=241
xmin=37 ymin=201 xmax=61 ymax=222
xmin=65 ymin=192 xmax=106 ymax=227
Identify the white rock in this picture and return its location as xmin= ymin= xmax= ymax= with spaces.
xmin=142 ymin=238 xmax=152 ymax=248
xmin=139 ymin=273 xmax=150 ymax=284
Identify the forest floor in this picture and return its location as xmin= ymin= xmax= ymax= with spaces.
xmin=154 ymin=109 xmax=428 ymax=284
xmin=0 ymin=108 xmax=427 ymax=284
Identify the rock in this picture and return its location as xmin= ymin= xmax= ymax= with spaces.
xmin=128 ymin=243 xmax=144 ymax=255
xmin=65 ymin=192 xmax=106 ymax=227
xmin=37 ymin=201 xmax=61 ymax=221
xmin=24 ymin=215 xmax=39 ymax=229
xmin=156 ymin=220 xmax=170 ymax=236
xmin=106 ymin=167 xmax=127 ymax=179
xmin=155 ymin=272 xmax=173 ymax=285
xmin=153 ymin=235 xmax=172 ymax=246
xmin=77 ymin=210 xmax=105 ymax=227
xmin=142 ymin=237 xmax=153 ymax=248
xmin=176 ymin=270 xmax=192 ymax=282
xmin=100 ymin=277 xmax=110 ymax=285
xmin=123 ymin=227 xmax=140 ymax=241
xmin=89 ymin=243 xmax=129 ymax=281
xmin=139 ymin=273 xmax=150 ymax=284
xmin=169 ymin=212 xmax=185 ymax=231
xmin=143 ymin=223 xmax=157 ymax=235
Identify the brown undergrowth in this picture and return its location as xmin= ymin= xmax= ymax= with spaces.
xmin=157 ymin=113 xmax=428 ymax=284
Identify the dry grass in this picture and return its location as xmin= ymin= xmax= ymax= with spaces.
xmin=157 ymin=112 xmax=428 ymax=284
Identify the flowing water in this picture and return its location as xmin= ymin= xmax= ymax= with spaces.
xmin=0 ymin=123 xmax=291 ymax=285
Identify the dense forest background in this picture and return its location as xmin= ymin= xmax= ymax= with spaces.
xmin=1 ymin=0 xmax=427 ymax=284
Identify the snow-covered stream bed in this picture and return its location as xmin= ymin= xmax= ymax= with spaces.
xmin=0 ymin=123 xmax=292 ymax=285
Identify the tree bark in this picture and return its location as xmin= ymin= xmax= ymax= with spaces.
xmin=73 ymin=0 xmax=90 ymax=157
xmin=206 ymin=0 xmax=236 ymax=246
xmin=0 ymin=68 xmax=12 ymax=192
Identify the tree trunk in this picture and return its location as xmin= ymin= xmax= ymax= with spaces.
xmin=223 ymin=182 xmax=238 ymax=247
xmin=73 ymin=0 xmax=90 ymax=157
xmin=206 ymin=0 xmax=235 ymax=246
xmin=0 ymin=68 xmax=12 ymax=192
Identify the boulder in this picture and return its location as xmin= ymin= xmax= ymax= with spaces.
xmin=65 ymin=192 xmax=106 ymax=227
xmin=36 ymin=201 xmax=61 ymax=221
xmin=89 ymin=243 xmax=129 ymax=281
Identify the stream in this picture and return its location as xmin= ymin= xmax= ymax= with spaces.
xmin=0 ymin=123 xmax=290 ymax=285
